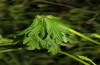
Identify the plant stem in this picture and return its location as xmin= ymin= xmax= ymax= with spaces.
xmin=59 ymin=25 xmax=100 ymax=45
xmin=35 ymin=0 xmax=98 ymax=14
xmin=0 ymin=48 xmax=22 ymax=53
xmin=59 ymin=51 xmax=90 ymax=65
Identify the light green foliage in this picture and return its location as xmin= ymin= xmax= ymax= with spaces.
xmin=91 ymin=33 xmax=100 ymax=39
xmin=0 ymin=0 xmax=100 ymax=65
xmin=22 ymin=15 xmax=70 ymax=55
xmin=0 ymin=14 xmax=98 ymax=65
xmin=20 ymin=15 xmax=98 ymax=65
xmin=78 ymin=55 xmax=96 ymax=65
xmin=0 ymin=34 xmax=13 ymax=44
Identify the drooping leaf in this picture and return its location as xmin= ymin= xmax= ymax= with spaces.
xmin=21 ymin=15 xmax=70 ymax=54
xmin=21 ymin=15 xmax=99 ymax=55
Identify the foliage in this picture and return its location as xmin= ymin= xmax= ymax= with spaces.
xmin=78 ymin=55 xmax=96 ymax=65
xmin=22 ymin=15 xmax=64 ymax=54
xmin=0 ymin=0 xmax=100 ymax=65
xmin=21 ymin=15 xmax=73 ymax=55
xmin=0 ymin=34 xmax=13 ymax=44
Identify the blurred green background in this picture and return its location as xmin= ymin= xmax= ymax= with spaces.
xmin=0 ymin=0 xmax=100 ymax=65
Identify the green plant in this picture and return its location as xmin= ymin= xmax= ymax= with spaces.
xmin=17 ymin=15 xmax=99 ymax=65
xmin=0 ymin=15 xmax=100 ymax=65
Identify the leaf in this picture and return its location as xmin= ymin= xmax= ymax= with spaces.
xmin=78 ymin=55 xmax=96 ymax=65
xmin=23 ymin=37 xmax=31 ymax=44
xmin=48 ymin=46 xmax=60 ymax=55
xmin=22 ymin=15 xmax=75 ymax=54
xmin=62 ymin=33 xmax=68 ymax=43
xmin=0 ymin=34 xmax=13 ymax=44
xmin=91 ymin=33 xmax=100 ymax=39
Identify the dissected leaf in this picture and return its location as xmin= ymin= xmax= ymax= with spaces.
xmin=21 ymin=15 xmax=71 ymax=54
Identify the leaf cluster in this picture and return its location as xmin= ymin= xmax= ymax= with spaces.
xmin=21 ymin=15 xmax=71 ymax=55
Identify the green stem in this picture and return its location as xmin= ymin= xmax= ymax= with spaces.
xmin=59 ymin=25 xmax=100 ymax=45
xmin=59 ymin=51 xmax=90 ymax=65
xmin=0 ymin=48 xmax=22 ymax=53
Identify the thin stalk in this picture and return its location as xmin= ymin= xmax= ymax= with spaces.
xmin=60 ymin=51 xmax=90 ymax=65
xmin=35 ymin=0 xmax=98 ymax=14
xmin=0 ymin=48 xmax=22 ymax=53
xmin=59 ymin=25 xmax=100 ymax=45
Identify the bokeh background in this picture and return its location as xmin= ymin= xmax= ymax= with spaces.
xmin=0 ymin=0 xmax=100 ymax=65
